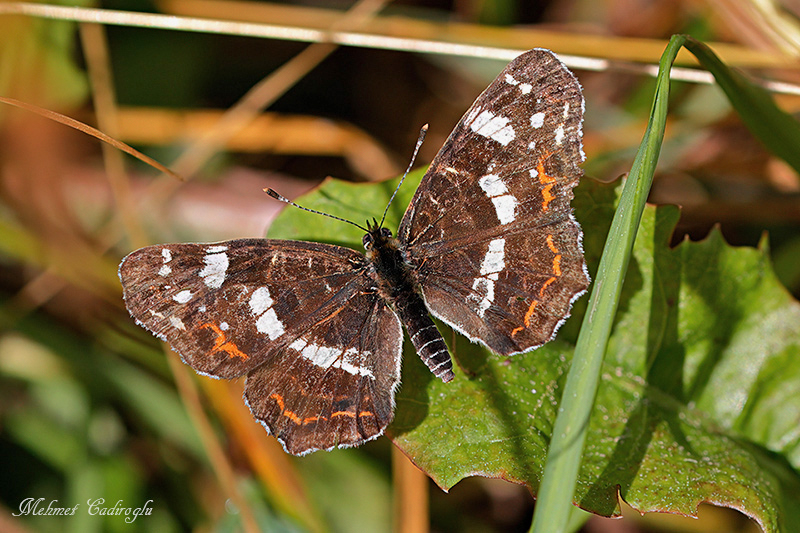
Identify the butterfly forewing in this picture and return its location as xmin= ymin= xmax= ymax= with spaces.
xmin=399 ymin=48 xmax=589 ymax=354
xmin=119 ymin=239 xmax=403 ymax=454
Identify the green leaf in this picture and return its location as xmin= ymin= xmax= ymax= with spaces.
xmin=270 ymin=172 xmax=800 ymax=531
xmin=267 ymin=173 xmax=419 ymax=242
xmin=683 ymin=37 xmax=800 ymax=175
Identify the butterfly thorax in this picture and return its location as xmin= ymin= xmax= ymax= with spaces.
xmin=363 ymin=222 xmax=454 ymax=382
xmin=363 ymin=224 xmax=415 ymax=299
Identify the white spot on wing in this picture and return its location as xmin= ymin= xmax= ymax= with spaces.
xmin=159 ymin=248 xmax=172 ymax=277
xmin=478 ymin=174 xmax=508 ymax=197
xmin=290 ymin=338 xmax=374 ymax=378
xmin=531 ymin=112 xmax=545 ymax=128
xmin=554 ymin=124 xmax=565 ymax=145
xmin=199 ymin=252 xmax=228 ymax=289
xmin=469 ymin=238 xmax=506 ymax=317
xmin=504 ymin=74 xmax=531 ymax=94
xmin=220 ymin=322 xmax=229 ymax=331
xmin=481 ymin=238 xmax=506 ymax=276
xmin=173 ymin=290 xmax=193 ymax=303
xmin=312 ymin=344 xmax=341 ymax=366
xmin=249 ymin=286 xmax=285 ymax=340
xmin=289 ymin=338 xmax=307 ymax=351
xmin=491 ymin=195 xmax=518 ymax=225
xmin=335 ymin=359 xmax=373 ymax=377
xmin=256 ymin=308 xmax=284 ymax=340
xmin=469 ymin=109 xmax=515 ymax=146
xmin=249 ymin=287 xmax=273 ymax=315
xmin=478 ymin=174 xmax=517 ymax=225
xmin=169 ymin=316 xmax=186 ymax=330
xmin=206 ymin=245 xmax=228 ymax=253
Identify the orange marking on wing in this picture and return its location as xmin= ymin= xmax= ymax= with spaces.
xmin=269 ymin=393 xmax=371 ymax=426
xmin=200 ymin=323 xmax=249 ymax=360
xmin=297 ymin=411 xmax=363 ymax=424
xmin=540 ymin=276 xmax=558 ymax=297
xmin=552 ymin=254 xmax=562 ymax=277
xmin=317 ymin=305 xmax=345 ymax=327
xmin=540 ymin=234 xmax=563 ymax=297
xmin=537 ymin=153 xmax=557 ymax=211
xmin=523 ymin=300 xmax=538 ymax=328
xmin=511 ymin=300 xmax=539 ymax=337
xmin=293 ymin=411 xmax=368 ymax=424
xmin=512 ymin=232 xmax=566 ymax=337
xmin=283 ymin=409 xmax=302 ymax=424
xmin=545 ymin=234 xmax=558 ymax=254
xmin=270 ymin=393 xmax=303 ymax=424
xmin=270 ymin=393 xmax=285 ymax=411
xmin=512 ymin=300 xmax=539 ymax=336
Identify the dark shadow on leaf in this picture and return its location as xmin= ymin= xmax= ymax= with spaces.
xmin=455 ymin=333 xmax=540 ymax=486
xmin=682 ymin=231 xmax=745 ymax=401
xmin=387 ymin=344 xmax=434 ymax=438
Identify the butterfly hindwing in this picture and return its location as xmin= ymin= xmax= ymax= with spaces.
xmin=411 ymin=225 xmax=587 ymax=355
xmin=244 ymin=294 xmax=402 ymax=454
xmin=119 ymin=239 xmax=403 ymax=454
xmin=399 ymin=48 xmax=589 ymax=354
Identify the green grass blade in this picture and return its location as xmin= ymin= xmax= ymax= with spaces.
xmin=531 ymin=34 xmax=688 ymax=533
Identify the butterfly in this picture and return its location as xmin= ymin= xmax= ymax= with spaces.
xmin=119 ymin=48 xmax=589 ymax=456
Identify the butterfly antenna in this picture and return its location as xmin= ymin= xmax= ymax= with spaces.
xmin=379 ymin=124 xmax=428 ymax=228
xmin=264 ymin=188 xmax=368 ymax=232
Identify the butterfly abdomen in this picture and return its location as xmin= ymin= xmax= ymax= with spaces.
xmin=365 ymin=226 xmax=454 ymax=383
xmin=394 ymin=291 xmax=454 ymax=382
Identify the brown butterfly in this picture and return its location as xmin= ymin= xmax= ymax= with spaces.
xmin=119 ymin=48 xmax=588 ymax=455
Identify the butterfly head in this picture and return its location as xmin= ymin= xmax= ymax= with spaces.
xmin=364 ymin=218 xmax=403 ymax=269
xmin=363 ymin=218 xmax=394 ymax=252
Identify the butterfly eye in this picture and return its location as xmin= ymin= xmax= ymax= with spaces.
xmin=381 ymin=228 xmax=392 ymax=239
xmin=362 ymin=234 xmax=373 ymax=249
